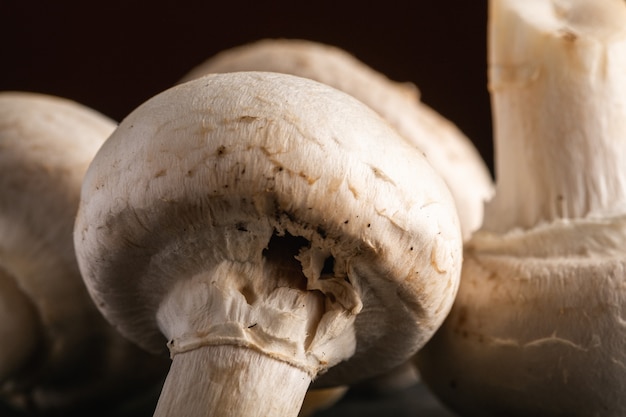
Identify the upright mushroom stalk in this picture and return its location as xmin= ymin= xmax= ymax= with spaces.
xmin=416 ymin=0 xmax=626 ymax=415
xmin=74 ymin=71 xmax=463 ymax=417
xmin=0 ymin=92 xmax=169 ymax=414
xmin=181 ymin=39 xmax=494 ymax=241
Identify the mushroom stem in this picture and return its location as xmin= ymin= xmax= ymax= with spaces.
xmin=154 ymin=345 xmax=310 ymax=417
xmin=484 ymin=0 xmax=626 ymax=233
xmin=151 ymin=256 xmax=358 ymax=417
xmin=0 ymin=267 xmax=39 ymax=382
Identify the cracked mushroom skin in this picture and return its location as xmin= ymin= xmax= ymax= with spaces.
xmin=180 ymin=38 xmax=494 ymax=241
xmin=0 ymin=92 xmax=169 ymax=414
xmin=74 ymin=72 xmax=463 ymax=417
xmin=416 ymin=1 xmax=626 ymax=416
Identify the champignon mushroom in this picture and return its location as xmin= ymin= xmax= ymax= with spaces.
xmin=0 ymin=91 xmax=169 ymax=414
xmin=74 ymin=71 xmax=463 ymax=417
xmin=181 ymin=38 xmax=494 ymax=406
xmin=416 ymin=0 xmax=626 ymax=415
xmin=180 ymin=38 xmax=494 ymax=241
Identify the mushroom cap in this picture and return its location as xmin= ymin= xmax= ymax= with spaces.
xmin=0 ymin=91 xmax=168 ymax=411
xmin=0 ymin=91 xmax=113 ymax=381
xmin=74 ymin=72 xmax=463 ymax=386
xmin=181 ymin=38 xmax=494 ymax=240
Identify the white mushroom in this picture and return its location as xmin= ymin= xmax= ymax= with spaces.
xmin=181 ymin=38 xmax=494 ymax=408
xmin=0 ymin=91 xmax=168 ymax=414
xmin=416 ymin=0 xmax=626 ymax=415
xmin=74 ymin=71 xmax=463 ymax=417
xmin=180 ymin=38 xmax=494 ymax=241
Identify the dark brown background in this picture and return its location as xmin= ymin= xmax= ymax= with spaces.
xmin=1 ymin=1 xmax=494 ymax=174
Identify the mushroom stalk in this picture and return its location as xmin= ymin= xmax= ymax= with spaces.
xmin=416 ymin=0 xmax=626 ymax=416
xmin=484 ymin=0 xmax=626 ymax=232
xmin=152 ymin=256 xmax=357 ymax=417
xmin=154 ymin=346 xmax=310 ymax=417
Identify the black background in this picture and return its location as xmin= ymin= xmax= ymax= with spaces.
xmin=1 ymin=0 xmax=494 ymax=174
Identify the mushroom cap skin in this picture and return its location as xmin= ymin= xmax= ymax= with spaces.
xmin=74 ymin=71 xmax=463 ymax=388
xmin=417 ymin=0 xmax=626 ymax=415
xmin=180 ymin=38 xmax=494 ymax=241
xmin=0 ymin=91 xmax=168 ymax=413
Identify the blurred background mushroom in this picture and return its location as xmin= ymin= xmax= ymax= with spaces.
xmin=0 ymin=92 xmax=170 ymax=416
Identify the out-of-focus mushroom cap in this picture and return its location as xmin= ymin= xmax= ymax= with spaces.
xmin=0 ymin=92 xmax=113 ymax=376
xmin=0 ymin=92 xmax=169 ymax=412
